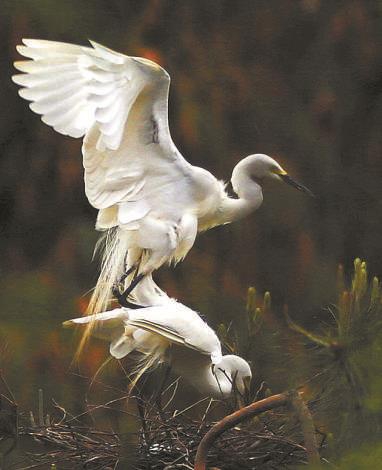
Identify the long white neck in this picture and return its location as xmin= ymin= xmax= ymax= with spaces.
xmin=219 ymin=162 xmax=263 ymax=225
xmin=171 ymin=349 xmax=232 ymax=398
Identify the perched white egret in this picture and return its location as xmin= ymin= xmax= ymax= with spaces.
xmin=13 ymin=39 xmax=313 ymax=311
xmin=64 ymin=295 xmax=252 ymax=399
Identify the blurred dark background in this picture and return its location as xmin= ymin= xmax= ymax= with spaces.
xmin=1 ymin=0 xmax=382 ymax=413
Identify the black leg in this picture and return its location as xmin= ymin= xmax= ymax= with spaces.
xmin=112 ymin=283 xmax=129 ymax=307
xmin=113 ymin=272 xmax=146 ymax=308
xmin=119 ymin=263 xmax=137 ymax=283
xmin=112 ymin=285 xmax=146 ymax=309
xmin=155 ymin=364 xmax=172 ymax=411
xmin=155 ymin=364 xmax=173 ymax=430
xmin=120 ymin=273 xmax=145 ymax=299
xmin=112 ymin=264 xmax=137 ymax=296
xmin=117 ymin=296 xmax=146 ymax=309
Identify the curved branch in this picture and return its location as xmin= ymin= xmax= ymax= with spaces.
xmin=194 ymin=393 xmax=289 ymax=470
xmin=194 ymin=390 xmax=319 ymax=470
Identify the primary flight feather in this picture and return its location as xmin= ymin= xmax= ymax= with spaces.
xmin=13 ymin=39 xmax=313 ymax=312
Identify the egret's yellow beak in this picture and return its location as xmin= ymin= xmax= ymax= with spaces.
xmin=279 ymin=173 xmax=315 ymax=197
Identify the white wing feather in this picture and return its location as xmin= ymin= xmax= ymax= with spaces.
xmin=13 ymin=39 xmax=136 ymax=147
xmin=127 ymin=300 xmax=222 ymax=358
xmin=64 ymin=299 xmax=222 ymax=360
xmin=63 ymin=308 xmax=127 ymax=342
xmin=13 ymin=39 xmax=201 ymax=216
xmin=14 ymin=39 xmax=226 ymax=317
xmin=62 ymin=308 xmax=127 ymax=326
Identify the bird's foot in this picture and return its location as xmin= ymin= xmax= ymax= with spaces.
xmin=113 ymin=290 xmax=145 ymax=309
xmin=112 ymin=264 xmax=137 ymax=306
xmin=120 ymin=273 xmax=145 ymax=299
xmin=112 ymin=286 xmax=131 ymax=308
xmin=112 ymin=272 xmax=146 ymax=309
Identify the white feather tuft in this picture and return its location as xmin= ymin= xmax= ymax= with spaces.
xmin=87 ymin=228 xmax=129 ymax=315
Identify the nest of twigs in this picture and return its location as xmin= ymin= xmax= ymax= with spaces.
xmin=19 ymin=420 xmax=119 ymax=469
xmin=3 ymin=385 xmax=320 ymax=470
xmin=136 ymin=397 xmax=312 ymax=469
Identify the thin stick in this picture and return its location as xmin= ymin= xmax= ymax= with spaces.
xmin=136 ymin=395 xmax=150 ymax=448
xmin=38 ymin=389 xmax=44 ymax=427
xmin=289 ymin=391 xmax=320 ymax=465
xmin=0 ymin=370 xmax=17 ymax=404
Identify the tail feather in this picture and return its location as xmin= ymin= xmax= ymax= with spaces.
xmin=88 ymin=227 xmax=130 ymax=314
xmin=70 ymin=304 xmax=169 ymax=388
xmin=77 ymin=227 xmax=169 ymax=357
xmin=110 ymin=335 xmax=136 ymax=359
xmin=88 ymin=227 xmax=169 ymax=314
xmin=128 ymin=344 xmax=167 ymax=391
xmin=77 ymin=227 xmax=132 ymax=357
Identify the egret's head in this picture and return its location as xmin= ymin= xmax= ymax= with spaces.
xmin=214 ymin=354 xmax=252 ymax=397
xmin=232 ymin=154 xmax=313 ymax=197
xmin=242 ymin=154 xmax=285 ymax=180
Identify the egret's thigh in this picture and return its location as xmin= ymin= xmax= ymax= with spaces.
xmin=136 ymin=216 xmax=177 ymax=252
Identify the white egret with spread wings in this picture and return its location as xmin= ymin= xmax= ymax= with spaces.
xmin=13 ymin=39 xmax=313 ymax=312
xmin=64 ymin=294 xmax=252 ymax=399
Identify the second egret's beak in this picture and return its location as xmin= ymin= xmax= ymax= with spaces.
xmin=243 ymin=376 xmax=252 ymax=404
xmin=279 ymin=173 xmax=315 ymax=197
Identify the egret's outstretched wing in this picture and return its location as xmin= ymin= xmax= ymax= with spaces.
xmin=13 ymin=39 xmax=168 ymax=150
xmin=13 ymin=39 xmax=197 ymax=215
xmin=63 ymin=300 xmax=223 ymax=364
